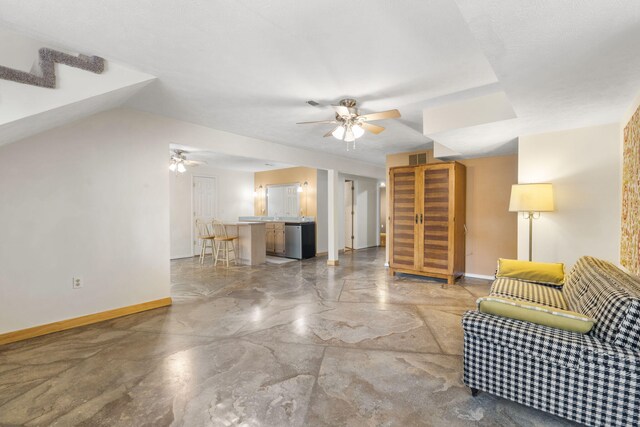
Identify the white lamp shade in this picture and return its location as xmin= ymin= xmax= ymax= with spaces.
xmin=177 ymin=162 xmax=186 ymax=173
xmin=332 ymin=126 xmax=345 ymax=140
xmin=169 ymin=162 xmax=177 ymax=172
xmin=344 ymin=127 xmax=355 ymax=142
xmin=351 ymin=124 xmax=364 ymax=138
xmin=509 ymin=183 xmax=555 ymax=212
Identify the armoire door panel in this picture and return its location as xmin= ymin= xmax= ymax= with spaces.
xmin=421 ymin=165 xmax=451 ymax=273
xmin=390 ymin=168 xmax=418 ymax=269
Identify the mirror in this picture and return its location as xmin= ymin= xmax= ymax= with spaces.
xmin=266 ymin=183 xmax=300 ymax=217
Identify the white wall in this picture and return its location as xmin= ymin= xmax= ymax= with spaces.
xmin=316 ymin=169 xmax=328 ymax=254
xmin=0 ymin=109 xmax=170 ymax=334
xmin=170 ymin=166 xmax=254 ymax=259
xmin=518 ymin=123 xmax=622 ymax=267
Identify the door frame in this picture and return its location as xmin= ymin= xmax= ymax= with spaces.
xmin=191 ymin=174 xmax=219 ymax=257
xmin=344 ymin=179 xmax=355 ymax=251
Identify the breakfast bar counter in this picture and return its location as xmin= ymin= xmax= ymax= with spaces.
xmin=223 ymin=222 xmax=266 ymax=266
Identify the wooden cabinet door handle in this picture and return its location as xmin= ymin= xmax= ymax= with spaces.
xmin=415 ymin=214 xmax=419 ymax=224
xmin=420 ymin=214 xmax=423 ymax=224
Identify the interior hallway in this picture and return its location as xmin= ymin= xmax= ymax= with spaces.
xmin=0 ymin=249 xmax=575 ymax=426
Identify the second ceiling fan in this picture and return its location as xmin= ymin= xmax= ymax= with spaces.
xmin=297 ymin=98 xmax=401 ymax=144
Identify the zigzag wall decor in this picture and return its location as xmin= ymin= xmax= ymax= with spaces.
xmin=0 ymin=47 xmax=105 ymax=88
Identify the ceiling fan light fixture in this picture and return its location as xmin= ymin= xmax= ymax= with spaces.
xmin=344 ymin=127 xmax=355 ymax=142
xmin=177 ymin=162 xmax=186 ymax=173
xmin=169 ymin=161 xmax=177 ymax=172
xmin=351 ymin=124 xmax=364 ymax=139
xmin=332 ymin=125 xmax=345 ymax=140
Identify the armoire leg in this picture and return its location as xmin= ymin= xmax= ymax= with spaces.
xmin=470 ymin=387 xmax=480 ymax=397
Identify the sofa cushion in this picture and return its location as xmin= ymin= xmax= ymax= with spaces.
xmin=496 ymin=258 xmax=565 ymax=285
xmin=490 ymin=277 xmax=568 ymax=309
xmin=478 ymin=296 xmax=595 ymax=333
xmin=564 ymin=256 xmax=640 ymax=351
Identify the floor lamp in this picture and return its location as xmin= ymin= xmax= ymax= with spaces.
xmin=509 ymin=183 xmax=555 ymax=261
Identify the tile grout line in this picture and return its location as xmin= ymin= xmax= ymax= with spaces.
xmin=414 ymin=305 xmax=447 ymax=355
xmin=336 ymin=278 xmax=347 ymax=302
xmin=301 ymin=346 xmax=327 ymax=425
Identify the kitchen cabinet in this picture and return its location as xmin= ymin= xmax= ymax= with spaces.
xmin=265 ymin=222 xmax=285 ymax=255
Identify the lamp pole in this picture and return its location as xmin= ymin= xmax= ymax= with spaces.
xmin=527 ymin=211 xmax=533 ymax=262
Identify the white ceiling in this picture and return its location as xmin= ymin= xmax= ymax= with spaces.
xmin=1 ymin=1 xmax=639 ymax=164
xmin=170 ymin=144 xmax=294 ymax=173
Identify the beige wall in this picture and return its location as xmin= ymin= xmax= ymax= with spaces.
xmin=254 ymin=166 xmax=318 ymax=218
xmin=385 ymin=150 xmax=517 ymax=277
xmin=460 ymin=155 xmax=518 ymax=276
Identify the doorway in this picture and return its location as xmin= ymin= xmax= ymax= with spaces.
xmin=379 ymin=184 xmax=386 ymax=247
xmin=192 ymin=175 xmax=217 ymax=255
xmin=344 ymin=180 xmax=354 ymax=251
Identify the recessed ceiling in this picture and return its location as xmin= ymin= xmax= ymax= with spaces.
xmin=1 ymin=1 xmax=639 ymax=163
xmin=0 ymin=0 xmax=498 ymax=164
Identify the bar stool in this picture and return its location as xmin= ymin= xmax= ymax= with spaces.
xmin=212 ymin=219 xmax=238 ymax=267
xmin=195 ymin=219 xmax=216 ymax=264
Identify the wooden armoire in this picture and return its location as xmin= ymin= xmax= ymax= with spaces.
xmin=388 ymin=162 xmax=466 ymax=284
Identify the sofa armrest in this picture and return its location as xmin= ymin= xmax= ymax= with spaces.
xmin=463 ymin=310 xmax=640 ymax=373
xmin=583 ymin=335 xmax=640 ymax=373
xmin=463 ymin=310 xmax=585 ymax=367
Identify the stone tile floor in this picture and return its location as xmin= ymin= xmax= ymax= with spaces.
xmin=0 ymin=248 xmax=576 ymax=426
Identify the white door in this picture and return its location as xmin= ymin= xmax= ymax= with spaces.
xmin=193 ymin=176 xmax=217 ymax=255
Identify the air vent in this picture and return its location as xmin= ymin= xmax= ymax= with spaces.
xmin=409 ymin=153 xmax=427 ymax=166
xmin=306 ymin=100 xmax=320 ymax=107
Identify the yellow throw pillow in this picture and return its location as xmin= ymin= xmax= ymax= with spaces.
xmin=496 ymin=258 xmax=565 ymax=285
xmin=478 ymin=296 xmax=594 ymax=334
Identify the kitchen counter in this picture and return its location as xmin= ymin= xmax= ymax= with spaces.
xmin=239 ymin=216 xmax=315 ymax=223
xmin=237 ymin=217 xmax=316 ymax=260
xmin=223 ymin=222 xmax=266 ymax=266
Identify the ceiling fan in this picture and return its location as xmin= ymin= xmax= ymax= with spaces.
xmin=297 ymin=98 xmax=401 ymax=146
xmin=169 ymin=149 xmax=207 ymax=173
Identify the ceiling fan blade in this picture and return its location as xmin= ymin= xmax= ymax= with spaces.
xmin=296 ymin=120 xmax=338 ymax=125
xmin=184 ymin=160 xmax=207 ymax=166
xmin=332 ymin=105 xmax=351 ymax=117
xmin=359 ymin=109 xmax=401 ymax=121
xmin=361 ymin=122 xmax=385 ymax=135
xmin=324 ymin=126 xmax=339 ymax=137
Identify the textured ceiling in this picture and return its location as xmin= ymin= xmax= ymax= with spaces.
xmin=0 ymin=1 xmax=639 ymax=164
xmin=170 ymin=144 xmax=294 ymax=173
xmin=436 ymin=0 xmax=640 ymax=155
xmin=0 ymin=0 xmax=497 ymax=164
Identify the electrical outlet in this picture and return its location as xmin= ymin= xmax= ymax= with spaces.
xmin=72 ymin=277 xmax=83 ymax=289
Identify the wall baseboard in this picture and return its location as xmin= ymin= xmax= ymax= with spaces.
xmin=0 ymin=297 xmax=172 ymax=346
xmin=465 ymin=273 xmax=495 ymax=280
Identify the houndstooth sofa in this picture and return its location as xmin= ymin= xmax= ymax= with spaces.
xmin=462 ymin=256 xmax=640 ymax=426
